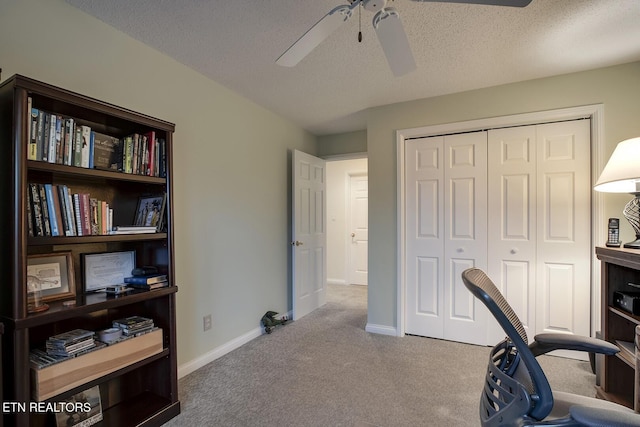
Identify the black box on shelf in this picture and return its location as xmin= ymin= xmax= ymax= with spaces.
xmin=613 ymin=291 xmax=640 ymax=315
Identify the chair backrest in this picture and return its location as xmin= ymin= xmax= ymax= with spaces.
xmin=461 ymin=268 xmax=554 ymax=421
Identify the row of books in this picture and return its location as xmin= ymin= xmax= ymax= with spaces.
xmin=27 ymin=183 xmax=113 ymax=237
xmin=27 ymin=98 xmax=167 ymax=177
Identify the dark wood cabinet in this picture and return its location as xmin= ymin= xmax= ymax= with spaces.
xmin=596 ymin=246 xmax=640 ymax=410
xmin=0 ymin=75 xmax=179 ymax=426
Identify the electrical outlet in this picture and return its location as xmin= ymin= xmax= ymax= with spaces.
xmin=203 ymin=314 xmax=212 ymax=331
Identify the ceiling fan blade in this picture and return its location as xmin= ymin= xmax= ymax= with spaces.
xmin=373 ymin=7 xmax=416 ymax=77
xmin=276 ymin=3 xmax=358 ymax=67
xmin=410 ymin=0 xmax=532 ymax=6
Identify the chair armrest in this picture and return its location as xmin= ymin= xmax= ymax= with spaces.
xmin=570 ymin=406 xmax=640 ymax=427
xmin=529 ymin=333 xmax=620 ymax=357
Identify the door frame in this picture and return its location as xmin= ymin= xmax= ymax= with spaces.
xmin=396 ymin=104 xmax=606 ymax=338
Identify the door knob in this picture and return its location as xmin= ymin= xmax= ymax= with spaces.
xmin=290 ymin=241 xmax=303 ymax=246
xmin=351 ymin=233 xmax=356 ymax=238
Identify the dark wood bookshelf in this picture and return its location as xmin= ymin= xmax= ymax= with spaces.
xmin=0 ymin=74 xmax=179 ymax=426
xmin=596 ymin=246 xmax=640 ymax=411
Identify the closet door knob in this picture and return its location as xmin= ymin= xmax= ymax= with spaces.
xmin=511 ymin=248 xmax=519 ymax=254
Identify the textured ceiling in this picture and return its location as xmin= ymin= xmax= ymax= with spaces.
xmin=64 ymin=0 xmax=640 ymax=136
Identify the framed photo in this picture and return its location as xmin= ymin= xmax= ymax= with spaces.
xmin=82 ymin=250 xmax=136 ymax=292
xmin=27 ymin=252 xmax=75 ymax=303
xmin=55 ymin=385 xmax=103 ymax=427
xmin=133 ymin=194 xmax=166 ymax=231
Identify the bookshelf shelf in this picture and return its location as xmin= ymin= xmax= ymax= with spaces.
xmin=0 ymin=74 xmax=180 ymax=426
xmin=28 ymin=232 xmax=168 ymax=246
xmin=27 ymin=160 xmax=167 ymax=184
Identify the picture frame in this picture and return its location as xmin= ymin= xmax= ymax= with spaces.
xmin=133 ymin=193 xmax=166 ymax=231
xmin=55 ymin=385 xmax=103 ymax=427
xmin=82 ymin=250 xmax=136 ymax=292
xmin=27 ymin=252 xmax=75 ymax=303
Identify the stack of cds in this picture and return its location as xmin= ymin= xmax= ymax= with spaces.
xmin=112 ymin=316 xmax=155 ymax=336
xmin=46 ymin=329 xmax=96 ymax=357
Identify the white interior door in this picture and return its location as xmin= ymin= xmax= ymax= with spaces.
xmin=404 ymin=132 xmax=488 ymax=343
xmin=348 ymin=174 xmax=368 ymax=285
xmin=292 ymin=150 xmax=326 ymax=320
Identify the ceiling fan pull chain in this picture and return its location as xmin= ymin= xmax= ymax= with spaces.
xmin=358 ymin=0 xmax=363 ymax=42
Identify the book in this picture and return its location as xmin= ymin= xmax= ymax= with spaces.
xmin=92 ymin=131 xmax=120 ymax=170
xmin=29 ymin=183 xmax=44 ymax=236
xmin=89 ymin=198 xmax=100 ymax=235
xmin=51 ymin=185 xmax=65 ymax=236
xmin=54 ymin=115 xmax=63 ymax=164
xmin=73 ymin=125 xmax=83 ymax=167
xmin=125 ymin=281 xmax=169 ymax=291
xmin=146 ymin=131 xmax=156 ymax=176
xmin=88 ymin=130 xmax=95 ymax=169
xmin=73 ymin=193 xmax=83 ymax=236
xmin=124 ymin=274 xmax=168 ymax=285
xmin=110 ymin=225 xmax=157 ymax=235
xmin=80 ymin=125 xmax=91 ymax=168
xmin=36 ymin=110 xmax=46 ymax=162
xmin=28 ymin=106 xmax=39 ymax=160
xmin=62 ymin=185 xmax=77 ymax=236
xmin=44 ymin=184 xmax=60 ymax=236
xmin=38 ymin=184 xmax=52 ymax=236
xmin=47 ymin=113 xmax=57 ymax=163
xmin=57 ymin=185 xmax=72 ymax=236
xmin=64 ymin=117 xmax=74 ymax=166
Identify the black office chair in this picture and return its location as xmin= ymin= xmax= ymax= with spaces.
xmin=461 ymin=267 xmax=640 ymax=427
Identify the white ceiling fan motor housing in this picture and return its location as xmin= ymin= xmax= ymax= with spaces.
xmin=362 ymin=0 xmax=387 ymax=13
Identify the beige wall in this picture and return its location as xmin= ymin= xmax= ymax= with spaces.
xmin=365 ymin=62 xmax=640 ymax=328
xmin=4 ymin=0 xmax=640 ymax=370
xmin=0 ymin=0 xmax=316 ymax=366
xmin=318 ymin=130 xmax=367 ymax=157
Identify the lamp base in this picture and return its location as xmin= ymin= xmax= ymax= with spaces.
xmin=624 ymin=237 xmax=640 ymax=249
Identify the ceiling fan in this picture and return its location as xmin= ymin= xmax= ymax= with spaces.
xmin=276 ymin=0 xmax=533 ymax=77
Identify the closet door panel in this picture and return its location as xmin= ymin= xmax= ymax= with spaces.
xmin=443 ymin=132 xmax=488 ymax=345
xmin=536 ymin=120 xmax=591 ymax=357
xmin=405 ymin=136 xmax=445 ymax=337
xmin=488 ymin=126 xmax=537 ymax=344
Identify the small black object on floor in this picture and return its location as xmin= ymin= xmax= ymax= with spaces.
xmin=261 ymin=311 xmax=288 ymax=334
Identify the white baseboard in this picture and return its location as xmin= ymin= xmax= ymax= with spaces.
xmin=178 ymin=310 xmax=293 ymax=379
xmin=365 ymin=323 xmax=398 ymax=336
xmin=327 ymin=278 xmax=347 ymax=285
xmin=178 ymin=327 xmax=262 ymax=378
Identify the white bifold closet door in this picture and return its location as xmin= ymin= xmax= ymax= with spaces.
xmin=405 ymin=131 xmax=488 ymax=345
xmin=405 ymin=120 xmax=591 ymax=352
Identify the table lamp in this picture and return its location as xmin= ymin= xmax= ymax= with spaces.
xmin=594 ymin=137 xmax=640 ymax=248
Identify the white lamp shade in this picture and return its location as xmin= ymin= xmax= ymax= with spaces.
xmin=594 ymin=137 xmax=640 ymax=193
